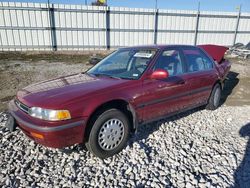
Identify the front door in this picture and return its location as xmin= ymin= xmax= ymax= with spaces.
xmin=141 ymin=48 xmax=191 ymax=122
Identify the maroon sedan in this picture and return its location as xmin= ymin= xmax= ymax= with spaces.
xmin=7 ymin=45 xmax=231 ymax=158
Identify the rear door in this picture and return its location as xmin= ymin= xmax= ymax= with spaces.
xmin=181 ymin=46 xmax=218 ymax=106
xmin=141 ymin=47 xmax=191 ymax=122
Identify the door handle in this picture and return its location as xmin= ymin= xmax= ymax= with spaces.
xmin=177 ymin=80 xmax=185 ymax=85
xmin=158 ymin=80 xmax=185 ymax=88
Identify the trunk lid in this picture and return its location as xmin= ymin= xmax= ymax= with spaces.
xmin=199 ymin=44 xmax=228 ymax=64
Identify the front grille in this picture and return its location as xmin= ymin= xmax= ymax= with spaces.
xmin=15 ymin=99 xmax=30 ymax=114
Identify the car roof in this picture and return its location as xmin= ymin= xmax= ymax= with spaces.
xmin=119 ymin=44 xmax=198 ymax=50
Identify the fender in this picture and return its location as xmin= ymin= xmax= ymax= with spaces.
xmin=127 ymin=103 xmax=139 ymax=131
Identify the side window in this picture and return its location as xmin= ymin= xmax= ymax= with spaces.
xmin=183 ymin=48 xmax=213 ymax=72
xmin=153 ymin=49 xmax=184 ymax=76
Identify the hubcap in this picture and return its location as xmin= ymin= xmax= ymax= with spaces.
xmin=98 ymin=118 xmax=125 ymax=151
xmin=214 ymin=87 xmax=221 ymax=107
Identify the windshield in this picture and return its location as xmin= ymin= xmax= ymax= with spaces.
xmin=87 ymin=48 xmax=158 ymax=80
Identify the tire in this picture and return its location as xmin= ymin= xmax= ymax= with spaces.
xmin=206 ymin=83 xmax=222 ymax=110
xmin=85 ymin=109 xmax=130 ymax=159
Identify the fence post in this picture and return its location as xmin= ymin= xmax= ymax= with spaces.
xmin=233 ymin=5 xmax=241 ymax=46
xmin=105 ymin=6 xmax=110 ymax=50
xmin=153 ymin=9 xmax=158 ymax=44
xmin=48 ymin=3 xmax=57 ymax=51
xmin=194 ymin=9 xmax=200 ymax=45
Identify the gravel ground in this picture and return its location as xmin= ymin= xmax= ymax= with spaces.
xmin=1 ymin=54 xmax=250 ymax=187
xmin=1 ymin=105 xmax=250 ymax=187
xmin=0 ymin=59 xmax=91 ymax=112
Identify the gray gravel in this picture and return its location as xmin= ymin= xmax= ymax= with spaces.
xmin=1 ymin=105 xmax=250 ymax=187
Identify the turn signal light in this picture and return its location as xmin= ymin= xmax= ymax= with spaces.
xmin=56 ymin=110 xmax=71 ymax=120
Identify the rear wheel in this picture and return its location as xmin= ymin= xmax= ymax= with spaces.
xmin=85 ymin=109 xmax=130 ymax=159
xmin=206 ymin=83 xmax=222 ymax=110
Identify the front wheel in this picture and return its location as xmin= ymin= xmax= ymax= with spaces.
xmin=85 ymin=109 xmax=130 ymax=159
xmin=206 ymin=83 xmax=222 ymax=110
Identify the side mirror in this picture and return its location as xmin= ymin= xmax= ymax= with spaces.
xmin=150 ymin=69 xmax=169 ymax=80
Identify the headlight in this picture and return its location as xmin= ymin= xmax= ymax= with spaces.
xmin=28 ymin=107 xmax=71 ymax=121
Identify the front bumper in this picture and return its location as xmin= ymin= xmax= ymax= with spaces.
xmin=8 ymin=100 xmax=86 ymax=148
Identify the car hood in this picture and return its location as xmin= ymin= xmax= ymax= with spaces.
xmin=17 ymin=73 xmax=130 ymax=109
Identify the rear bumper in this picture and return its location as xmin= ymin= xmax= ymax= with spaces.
xmin=8 ymin=100 xmax=86 ymax=148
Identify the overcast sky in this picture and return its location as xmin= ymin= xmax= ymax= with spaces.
xmin=4 ymin=0 xmax=250 ymax=12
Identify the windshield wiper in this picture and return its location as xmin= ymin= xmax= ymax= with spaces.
xmin=92 ymin=73 xmax=122 ymax=79
xmin=119 ymin=77 xmax=136 ymax=80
